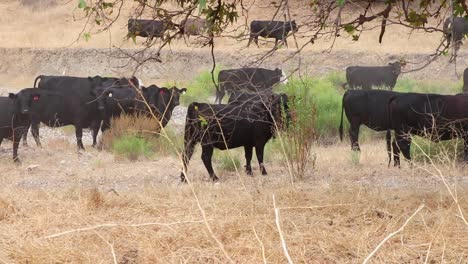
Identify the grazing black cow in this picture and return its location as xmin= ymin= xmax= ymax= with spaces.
xmin=388 ymin=93 xmax=468 ymax=167
xmin=127 ymin=18 xmax=176 ymax=41
xmin=180 ymin=94 xmax=288 ymax=182
xmin=26 ymin=75 xmax=140 ymax=149
xmin=181 ymin=18 xmax=212 ymax=39
xmin=344 ymin=61 xmax=402 ymax=90
xmin=463 ymin=68 xmax=468 ymax=93
xmin=443 ymin=17 xmax=468 ymax=60
xmin=0 ymin=90 xmax=37 ymax=162
xmin=215 ymin=67 xmax=287 ymax=104
xmin=339 ymin=90 xmax=401 ymax=159
xmin=248 ymin=20 xmax=298 ymax=48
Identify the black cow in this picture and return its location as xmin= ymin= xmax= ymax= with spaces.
xmin=181 ymin=18 xmax=212 ymax=40
xmin=0 ymin=90 xmax=38 ymax=162
xmin=215 ymin=67 xmax=287 ymax=104
xmin=180 ymin=94 xmax=288 ymax=182
xmin=339 ymin=90 xmax=401 ymax=160
xmin=248 ymin=20 xmax=298 ymax=48
xmin=128 ymin=18 xmax=176 ymax=41
xmin=443 ymin=17 xmax=468 ymax=60
xmin=463 ymin=67 xmax=468 ymax=93
xmin=97 ymin=84 xmax=187 ymax=128
xmin=344 ymin=61 xmax=402 ymax=90
xmin=26 ymin=75 xmax=140 ymax=149
xmin=388 ymin=93 xmax=468 ymax=167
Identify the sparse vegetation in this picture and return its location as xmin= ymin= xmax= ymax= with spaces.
xmin=112 ymin=135 xmax=154 ymax=161
xmin=215 ymin=150 xmax=241 ymax=172
xmin=180 ymin=68 xmax=221 ymax=106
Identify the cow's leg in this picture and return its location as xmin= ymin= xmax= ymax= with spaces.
xmin=254 ymin=36 xmax=259 ymax=47
xmin=90 ymin=121 xmax=100 ymax=148
xmin=274 ymin=38 xmax=278 ymax=47
xmin=31 ymin=121 xmax=42 ymax=147
xmin=201 ymin=145 xmax=218 ymax=181
xmin=75 ymin=124 xmax=85 ymax=150
xmin=244 ymin=145 xmax=253 ymax=176
xmin=349 ymin=122 xmax=360 ymax=151
xmin=12 ymin=130 xmax=21 ymax=163
xmin=247 ymin=35 xmax=253 ymax=47
xmin=392 ymin=139 xmax=401 ymax=167
xmin=22 ymin=123 xmax=29 ymax=147
xmin=283 ymin=37 xmax=288 ymax=48
xmin=255 ymin=143 xmax=268 ymax=175
xmin=394 ymin=132 xmax=411 ymax=167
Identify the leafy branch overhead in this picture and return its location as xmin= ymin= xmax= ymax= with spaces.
xmin=76 ymin=0 xmax=467 ymax=60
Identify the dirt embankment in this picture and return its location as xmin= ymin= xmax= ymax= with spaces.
xmin=0 ymin=47 xmax=466 ymax=90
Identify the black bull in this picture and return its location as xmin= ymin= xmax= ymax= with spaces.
xmin=339 ymin=90 xmax=401 ymax=160
xmin=388 ymin=93 xmax=468 ymax=167
xmin=180 ymin=94 xmax=289 ymax=182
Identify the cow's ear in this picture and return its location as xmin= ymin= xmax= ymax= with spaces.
xmin=141 ymin=86 xmax=147 ymax=92
xmin=179 ymin=88 xmax=187 ymax=94
xmin=8 ymin=93 xmax=16 ymax=99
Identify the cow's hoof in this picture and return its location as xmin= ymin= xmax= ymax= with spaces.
xmin=210 ymin=175 xmax=219 ymax=182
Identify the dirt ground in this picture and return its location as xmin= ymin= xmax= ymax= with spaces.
xmin=0 ymin=0 xmax=467 ymax=263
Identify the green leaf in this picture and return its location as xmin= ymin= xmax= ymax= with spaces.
xmin=131 ymin=35 xmax=137 ymax=44
xmin=343 ymin=24 xmax=355 ymax=34
xmin=352 ymin=34 xmax=359 ymax=41
xmin=78 ymin=0 xmax=87 ymax=9
xmin=198 ymin=115 xmax=208 ymax=127
xmin=83 ymin=32 xmax=91 ymax=42
xmin=336 ymin=0 xmax=345 ymax=6
xmin=198 ymin=0 xmax=206 ymax=13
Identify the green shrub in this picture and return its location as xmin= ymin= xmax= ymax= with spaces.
xmin=214 ymin=150 xmax=241 ymax=172
xmin=112 ymin=135 xmax=154 ymax=161
xmin=179 ymin=68 xmax=221 ymax=106
xmin=410 ymin=136 xmax=463 ymax=163
xmin=278 ymin=75 xmax=345 ymax=138
xmin=394 ymin=78 xmax=461 ymax=94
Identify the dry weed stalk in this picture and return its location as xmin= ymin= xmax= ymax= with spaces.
xmin=410 ymin=139 xmax=468 ymax=226
xmin=42 ymin=219 xmax=211 ymax=239
xmin=273 ymin=194 xmax=294 ymax=264
xmin=363 ymin=204 xmax=425 ymax=264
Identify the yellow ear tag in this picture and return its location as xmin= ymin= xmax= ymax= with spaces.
xmin=194 ymin=106 xmax=198 ymax=110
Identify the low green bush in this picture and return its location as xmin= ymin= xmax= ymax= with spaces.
xmin=112 ymin=135 xmax=154 ymax=161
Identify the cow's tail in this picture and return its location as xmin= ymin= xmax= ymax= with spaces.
xmin=386 ymin=96 xmax=397 ymax=167
xmin=181 ymin=103 xmax=203 ymax=182
xmin=339 ymin=91 xmax=347 ymax=142
xmin=33 ymin=75 xmax=43 ymax=88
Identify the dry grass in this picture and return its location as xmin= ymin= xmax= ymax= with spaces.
xmin=0 ymin=138 xmax=466 ymax=263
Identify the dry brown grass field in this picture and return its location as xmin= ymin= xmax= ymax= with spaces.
xmin=0 ymin=0 xmax=467 ymax=263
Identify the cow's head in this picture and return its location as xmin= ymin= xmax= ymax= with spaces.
xmin=289 ymin=20 xmax=298 ymax=33
xmin=140 ymin=85 xmax=161 ymax=114
xmin=389 ymin=61 xmax=402 ymax=76
xmin=157 ymin=87 xmax=187 ymax=109
xmin=8 ymin=88 xmax=42 ymax=115
xmin=275 ymin=68 xmax=288 ymax=85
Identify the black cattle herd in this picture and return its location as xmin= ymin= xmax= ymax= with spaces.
xmin=0 ymin=16 xmax=467 ymax=181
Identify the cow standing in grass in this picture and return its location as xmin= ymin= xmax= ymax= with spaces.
xmin=180 ymin=94 xmax=288 ymax=182
xmin=26 ymin=75 xmax=140 ymax=149
xmin=344 ymin=61 xmax=402 ymax=90
xmin=340 ymin=90 xmax=402 ymax=162
xmin=216 ymin=67 xmax=287 ymax=104
xmin=388 ymin=93 xmax=468 ymax=167
xmin=1 ymin=89 xmax=48 ymax=162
